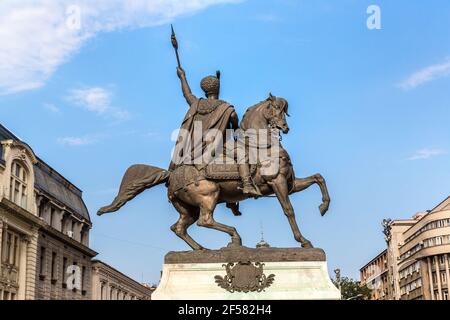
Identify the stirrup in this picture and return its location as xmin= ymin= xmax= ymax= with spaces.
xmin=242 ymin=183 xmax=262 ymax=197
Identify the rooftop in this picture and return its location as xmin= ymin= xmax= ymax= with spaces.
xmin=0 ymin=123 xmax=90 ymax=221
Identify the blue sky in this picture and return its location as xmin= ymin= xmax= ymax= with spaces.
xmin=1 ymin=0 xmax=450 ymax=283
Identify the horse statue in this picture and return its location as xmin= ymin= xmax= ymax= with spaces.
xmin=98 ymin=94 xmax=330 ymax=250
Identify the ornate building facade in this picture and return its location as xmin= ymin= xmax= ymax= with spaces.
xmin=361 ymin=196 xmax=450 ymax=300
xmin=0 ymin=124 xmax=96 ymax=300
xmin=91 ymin=260 xmax=154 ymax=300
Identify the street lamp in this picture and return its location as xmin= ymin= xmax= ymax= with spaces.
xmin=334 ymin=268 xmax=342 ymax=297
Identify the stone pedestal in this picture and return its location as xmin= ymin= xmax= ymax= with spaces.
xmin=152 ymin=247 xmax=341 ymax=300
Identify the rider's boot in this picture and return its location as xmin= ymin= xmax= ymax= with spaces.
xmin=239 ymin=164 xmax=262 ymax=197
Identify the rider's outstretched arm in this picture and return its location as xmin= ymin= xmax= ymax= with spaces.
xmin=177 ymin=67 xmax=197 ymax=106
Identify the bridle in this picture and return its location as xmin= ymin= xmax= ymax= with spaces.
xmin=265 ymin=100 xmax=286 ymax=141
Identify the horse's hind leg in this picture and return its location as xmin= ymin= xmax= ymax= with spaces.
xmin=195 ymin=183 xmax=242 ymax=247
xmin=171 ymin=200 xmax=204 ymax=250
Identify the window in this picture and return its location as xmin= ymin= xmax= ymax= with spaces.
xmin=444 ymin=291 xmax=449 ymax=300
xmin=2 ymin=231 xmax=20 ymax=266
xmin=80 ymin=225 xmax=87 ymax=245
xmin=442 ymin=272 xmax=447 ymax=284
xmin=81 ymin=266 xmax=86 ymax=292
xmin=38 ymin=203 xmax=45 ymax=218
xmin=50 ymin=208 xmax=55 ymax=227
xmin=51 ymin=252 xmax=57 ymax=281
xmin=440 ymin=255 xmax=446 ymax=265
xmin=62 ymin=257 xmax=67 ymax=285
xmin=3 ymin=232 xmax=12 ymax=263
xmin=61 ymin=214 xmax=67 ymax=233
xmin=9 ymin=161 xmax=28 ymax=209
xmin=39 ymin=247 xmax=46 ymax=277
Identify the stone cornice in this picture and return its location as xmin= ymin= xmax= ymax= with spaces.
xmin=41 ymin=223 xmax=97 ymax=257
xmin=0 ymin=197 xmax=97 ymax=257
xmin=0 ymin=197 xmax=42 ymax=229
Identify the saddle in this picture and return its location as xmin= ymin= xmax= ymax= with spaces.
xmin=205 ymin=162 xmax=257 ymax=180
xmin=204 ymin=147 xmax=283 ymax=180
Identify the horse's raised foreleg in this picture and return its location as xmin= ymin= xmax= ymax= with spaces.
xmin=171 ymin=200 xmax=204 ymax=250
xmin=269 ymin=174 xmax=313 ymax=248
xmin=290 ymin=174 xmax=330 ymax=216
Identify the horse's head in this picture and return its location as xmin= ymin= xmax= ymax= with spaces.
xmin=264 ymin=93 xmax=290 ymax=134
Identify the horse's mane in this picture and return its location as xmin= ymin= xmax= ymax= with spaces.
xmin=241 ymin=99 xmax=269 ymax=123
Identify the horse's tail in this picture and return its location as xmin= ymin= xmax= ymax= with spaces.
xmin=97 ymin=164 xmax=170 ymax=215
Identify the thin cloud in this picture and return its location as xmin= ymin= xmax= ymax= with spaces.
xmin=68 ymin=87 xmax=112 ymax=115
xmin=407 ymin=148 xmax=447 ymax=161
xmin=67 ymin=86 xmax=130 ymax=121
xmin=398 ymin=59 xmax=450 ymax=90
xmin=253 ymin=13 xmax=280 ymax=23
xmin=57 ymin=136 xmax=96 ymax=146
xmin=0 ymin=0 xmax=243 ymax=95
xmin=56 ymin=129 xmax=136 ymax=147
xmin=43 ymin=103 xmax=61 ymax=113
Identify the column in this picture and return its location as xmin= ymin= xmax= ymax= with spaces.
xmin=0 ymin=219 xmax=4 ymax=264
xmin=17 ymin=236 xmax=29 ymax=300
xmin=108 ymin=286 xmax=111 ymax=300
xmin=445 ymin=254 xmax=450 ymax=301
xmin=435 ymin=256 xmax=443 ymax=300
xmin=427 ymin=257 xmax=435 ymax=300
xmin=25 ymin=230 xmax=38 ymax=300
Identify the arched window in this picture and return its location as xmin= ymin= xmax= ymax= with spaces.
xmin=10 ymin=161 xmax=28 ymax=209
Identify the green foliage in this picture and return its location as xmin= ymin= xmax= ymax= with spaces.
xmin=332 ymin=276 xmax=372 ymax=300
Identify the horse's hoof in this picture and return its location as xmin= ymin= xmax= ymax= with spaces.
xmin=226 ymin=240 xmax=242 ymax=249
xmin=301 ymin=241 xmax=314 ymax=249
xmin=97 ymin=210 xmax=106 ymax=216
xmin=319 ymin=202 xmax=329 ymax=216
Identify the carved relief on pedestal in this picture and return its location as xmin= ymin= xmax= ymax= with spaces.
xmin=214 ymin=261 xmax=275 ymax=293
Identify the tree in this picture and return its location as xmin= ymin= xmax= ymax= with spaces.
xmin=332 ymin=276 xmax=372 ymax=300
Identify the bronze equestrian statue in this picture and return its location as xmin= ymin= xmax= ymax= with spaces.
xmin=97 ymin=27 xmax=331 ymax=250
